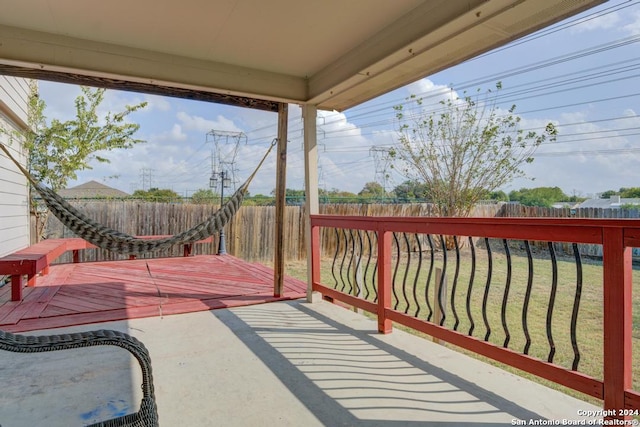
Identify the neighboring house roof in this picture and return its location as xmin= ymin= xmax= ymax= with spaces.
xmin=57 ymin=180 xmax=130 ymax=199
xmin=578 ymin=196 xmax=640 ymax=209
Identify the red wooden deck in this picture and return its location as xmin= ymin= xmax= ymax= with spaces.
xmin=0 ymin=255 xmax=306 ymax=333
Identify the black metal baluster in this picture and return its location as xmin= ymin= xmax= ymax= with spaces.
xmin=412 ymin=234 xmax=423 ymax=317
xmin=392 ymin=233 xmax=401 ymax=310
xmin=570 ymin=242 xmax=583 ymax=370
xmin=330 ymin=228 xmax=341 ymax=290
xmin=424 ymin=234 xmax=435 ymax=321
xmin=466 ymin=236 xmax=476 ymax=336
xmin=522 ymin=240 xmax=534 ymax=354
xmin=354 ymin=230 xmax=364 ymax=299
xmin=401 ymin=233 xmax=412 ymax=314
xmin=482 ymin=238 xmax=493 ymax=341
xmin=338 ymin=228 xmax=349 ymax=292
xmin=546 ymin=241 xmax=558 ymax=363
xmin=363 ymin=231 xmax=373 ymax=300
xmin=438 ymin=235 xmax=448 ymax=326
xmin=345 ymin=230 xmax=356 ymax=295
xmin=372 ymin=232 xmax=379 ymax=302
xmin=501 ymin=239 xmax=512 ymax=348
xmin=451 ymin=236 xmax=461 ymax=330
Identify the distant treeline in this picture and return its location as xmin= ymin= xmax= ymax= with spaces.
xmin=57 ymin=184 xmax=640 ymax=207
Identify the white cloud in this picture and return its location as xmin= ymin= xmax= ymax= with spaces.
xmin=152 ymin=124 xmax=188 ymax=142
xmin=509 ymin=109 xmax=640 ymax=196
xmin=622 ymin=11 xmax=640 ymax=35
xmin=314 ymin=110 xmax=381 ymax=193
xmin=176 ymin=111 xmax=242 ymax=133
xmin=142 ymin=94 xmax=171 ymax=112
xmin=569 ymin=11 xmax=621 ymax=33
xmin=405 ymin=79 xmax=451 ymax=98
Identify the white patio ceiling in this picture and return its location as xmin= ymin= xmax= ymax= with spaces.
xmin=0 ymin=0 xmax=604 ymax=111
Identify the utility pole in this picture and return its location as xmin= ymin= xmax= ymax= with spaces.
xmin=369 ymin=146 xmax=391 ymax=197
xmin=209 ymin=170 xmax=231 ymax=254
xmin=206 ymin=130 xmax=247 ymax=192
xmin=206 ymin=130 xmax=246 ymax=255
xmin=140 ymin=168 xmax=154 ymax=190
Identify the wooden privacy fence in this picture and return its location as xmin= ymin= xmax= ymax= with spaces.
xmin=498 ymin=203 xmax=640 ymax=219
xmin=499 ymin=204 xmax=640 ymax=258
xmin=45 ymin=199 xmax=640 ymax=262
xmin=46 ymin=201 xmax=502 ymax=261
xmin=46 ymin=200 xmax=220 ymax=261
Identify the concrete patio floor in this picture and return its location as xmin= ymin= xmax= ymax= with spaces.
xmin=0 ymin=297 xmax=602 ymax=426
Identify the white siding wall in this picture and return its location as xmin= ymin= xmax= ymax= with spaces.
xmin=0 ymin=76 xmax=30 ymax=257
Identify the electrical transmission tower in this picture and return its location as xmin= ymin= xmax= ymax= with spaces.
xmin=369 ymin=146 xmax=392 ymax=192
xmin=206 ymin=130 xmax=247 ymax=191
xmin=139 ymin=168 xmax=154 ymax=190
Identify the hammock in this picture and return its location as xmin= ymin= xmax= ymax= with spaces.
xmin=1 ymin=140 xmax=275 ymax=255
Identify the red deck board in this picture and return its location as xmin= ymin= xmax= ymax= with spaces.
xmin=21 ymin=286 xmax=61 ymax=319
xmin=0 ymin=287 xmax=55 ymax=325
xmin=0 ymin=255 xmax=306 ymax=332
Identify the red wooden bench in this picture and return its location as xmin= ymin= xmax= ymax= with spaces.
xmin=0 ymin=238 xmax=95 ymax=301
xmin=0 ymin=236 xmax=215 ymax=302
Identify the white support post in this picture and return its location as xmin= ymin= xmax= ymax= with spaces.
xmin=303 ymin=104 xmax=319 ymax=302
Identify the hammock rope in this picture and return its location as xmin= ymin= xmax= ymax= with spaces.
xmin=0 ymin=140 xmax=276 ymax=254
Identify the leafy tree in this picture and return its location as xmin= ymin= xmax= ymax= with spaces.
xmin=389 ymin=83 xmax=557 ymax=216
xmin=190 ymin=188 xmax=219 ymax=204
xmin=132 ymin=188 xmax=182 ymax=203
xmin=25 ymin=84 xmax=147 ymax=191
xmin=600 ymin=187 xmax=640 ymax=199
xmin=1 ymin=83 xmax=147 ymax=240
xmin=321 ymin=188 xmax=360 ymax=203
xmin=620 ymin=187 xmax=640 ymax=198
xmin=358 ymin=181 xmax=386 ymax=199
xmin=599 ymin=190 xmax=618 ymax=199
xmin=486 ymin=190 xmax=509 ymax=202
xmin=566 ymin=190 xmax=586 ymax=203
xmin=508 ymin=186 xmax=568 ymax=207
xmin=392 ymin=180 xmax=430 ymax=202
xmin=271 ymin=188 xmax=306 ymax=204
xmin=245 ymin=194 xmax=274 ymax=206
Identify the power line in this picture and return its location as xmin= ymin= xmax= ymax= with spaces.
xmin=469 ymin=0 xmax=640 ymax=61
xmin=155 ymin=1 xmax=640 ymax=189
xmin=536 ymin=147 xmax=640 ymax=157
xmin=339 ymin=32 xmax=640 ymax=124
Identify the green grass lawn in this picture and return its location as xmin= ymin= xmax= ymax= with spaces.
xmin=271 ymin=241 xmax=640 ymax=406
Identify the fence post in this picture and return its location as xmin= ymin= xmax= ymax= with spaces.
xmin=602 ymin=227 xmax=632 ymax=421
xmin=377 ymin=226 xmax=392 ymax=334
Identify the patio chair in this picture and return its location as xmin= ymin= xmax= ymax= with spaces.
xmin=0 ymin=328 xmax=158 ymax=427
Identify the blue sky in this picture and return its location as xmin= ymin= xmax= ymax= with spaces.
xmin=39 ymin=0 xmax=640 ymax=199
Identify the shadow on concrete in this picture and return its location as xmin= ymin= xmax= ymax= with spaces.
xmin=214 ymin=299 xmax=547 ymax=426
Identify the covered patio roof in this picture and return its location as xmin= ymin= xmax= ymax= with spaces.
xmin=0 ymin=0 xmax=604 ymax=112
xmin=0 ymin=0 xmax=609 ymax=304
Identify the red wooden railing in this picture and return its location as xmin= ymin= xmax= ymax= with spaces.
xmin=310 ymin=215 xmax=639 ymax=421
